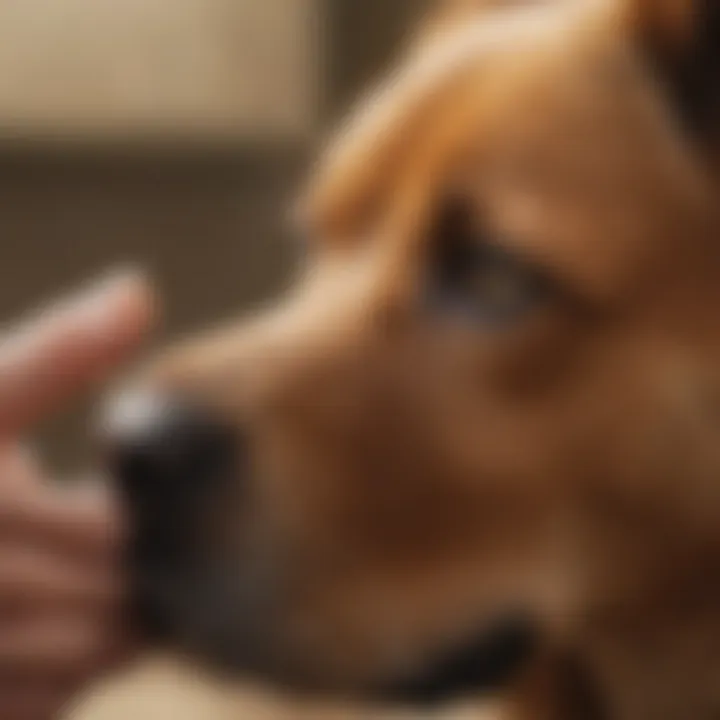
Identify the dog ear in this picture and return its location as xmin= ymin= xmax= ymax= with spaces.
xmin=627 ymin=0 xmax=719 ymax=140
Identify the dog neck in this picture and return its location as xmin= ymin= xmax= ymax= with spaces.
xmin=578 ymin=595 xmax=720 ymax=720
xmin=564 ymin=493 xmax=720 ymax=720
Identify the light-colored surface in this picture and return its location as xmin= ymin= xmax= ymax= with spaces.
xmin=65 ymin=655 xmax=507 ymax=720
xmin=0 ymin=0 xmax=320 ymax=138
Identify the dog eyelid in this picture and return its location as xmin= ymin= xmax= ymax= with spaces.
xmin=426 ymin=197 xmax=556 ymax=326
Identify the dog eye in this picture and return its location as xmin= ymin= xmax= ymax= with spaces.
xmin=428 ymin=200 xmax=550 ymax=326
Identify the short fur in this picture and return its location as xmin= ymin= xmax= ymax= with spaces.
xmin=69 ymin=0 xmax=720 ymax=718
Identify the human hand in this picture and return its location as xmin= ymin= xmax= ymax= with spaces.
xmin=0 ymin=272 xmax=154 ymax=719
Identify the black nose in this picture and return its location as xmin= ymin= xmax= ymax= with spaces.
xmin=102 ymin=392 xmax=237 ymax=511
xmin=101 ymin=392 xmax=240 ymax=571
xmin=101 ymin=392 xmax=239 ymax=638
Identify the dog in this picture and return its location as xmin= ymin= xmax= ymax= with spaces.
xmin=68 ymin=0 xmax=720 ymax=717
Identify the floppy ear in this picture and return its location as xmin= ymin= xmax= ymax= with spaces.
xmin=628 ymin=0 xmax=720 ymax=139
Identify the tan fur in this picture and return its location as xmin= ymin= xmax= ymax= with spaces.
xmin=69 ymin=0 xmax=720 ymax=718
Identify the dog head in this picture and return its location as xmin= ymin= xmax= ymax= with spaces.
xmin=103 ymin=0 xmax=720 ymax=709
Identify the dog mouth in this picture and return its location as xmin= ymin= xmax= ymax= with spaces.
xmin=133 ymin=574 xmax=539 ymax=708
xmin=119 ymin=507 xmax=540 ymax=707
xmin=376 ymin=614 xmax=539 ymax=706
xmin=102 ymin=391 xmax=540 ymax=706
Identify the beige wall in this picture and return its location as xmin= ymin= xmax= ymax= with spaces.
xmin=0 ymin=0 xmax=321 ymax=138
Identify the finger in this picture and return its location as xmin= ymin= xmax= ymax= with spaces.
xmin=0 ymin=444 xmax=42 ymax=498
xmin=0 ymin=545 xmax=124 ymax=610
xmin=0 ymin=270 xmax=156 ymax=437
xmin=0 ymin=686 xmax=72 ymax=720
xmin=0 ymin=485 xmax=123 ymax=559
xmin=0 ymin=615 xmax=119 ymax=674
xmin=0 ymin=676 xmax=87 ymax=720
xmin=0 ymin=452 xmax=123 ymax=556
xmin=0 ymin=627 xmax=140 ymax=686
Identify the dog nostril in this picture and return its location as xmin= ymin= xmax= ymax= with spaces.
xmin=101 ymin=391 xmax=238 ymax=509
xmin=100 ymin=391 xmax=240 ymax=640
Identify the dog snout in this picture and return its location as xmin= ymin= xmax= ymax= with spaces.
xmin=101 ymin=390 xmax=245 ymax=638
xmin=102 ymin=391 xmax=239 ymax=511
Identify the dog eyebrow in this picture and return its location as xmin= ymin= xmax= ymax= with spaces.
xmin=298 ymin=2 xmax=581 ymax=240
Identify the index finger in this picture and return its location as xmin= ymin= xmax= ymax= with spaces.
xmin=0 ymin=270 xmax=156 ymax=436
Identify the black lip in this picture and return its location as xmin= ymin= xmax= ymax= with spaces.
xmin=379 ymin=615 xmax=539 ymax=706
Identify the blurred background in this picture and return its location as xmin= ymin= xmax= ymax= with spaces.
xmin=0 ymin=0 xmax=424 ymax=469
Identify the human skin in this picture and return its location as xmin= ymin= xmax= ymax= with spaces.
xmin=0 ymin=271 xmax=154 ymax=720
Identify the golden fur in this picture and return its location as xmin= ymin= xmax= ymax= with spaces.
xmin=69 ymin=0 xmax=720 ymax=717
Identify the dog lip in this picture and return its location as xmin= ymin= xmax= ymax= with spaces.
xmin=377 ymin=614 xmax=539 ymax=706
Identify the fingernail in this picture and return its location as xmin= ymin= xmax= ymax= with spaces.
xmin=70 ymin=267 xmax=155 ymax=330
xmin=79 ymin=266 xmax=148 ymax=305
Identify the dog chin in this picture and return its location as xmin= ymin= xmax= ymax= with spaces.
xmin=134 ymin=571 xmax=538 ymax=709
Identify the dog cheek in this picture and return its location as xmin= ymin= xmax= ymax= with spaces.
xmin=487 ymin=312 xmax=587 ymax=398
